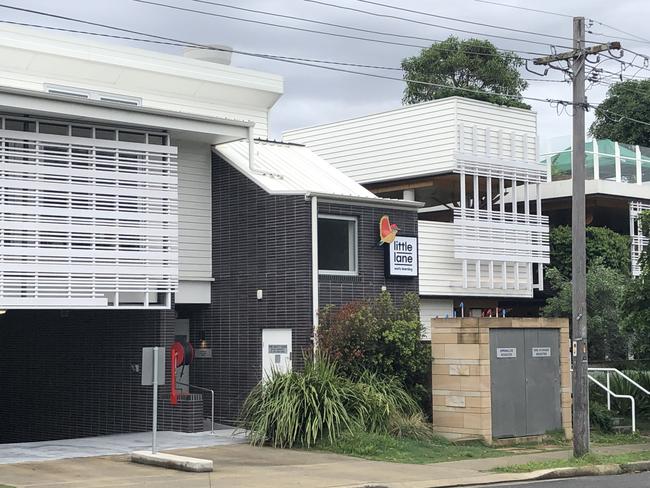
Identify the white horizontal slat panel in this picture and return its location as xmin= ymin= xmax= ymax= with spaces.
xmin=284 ymin=99 xmax=458 ymax=184
xmin=176 ymin=139 xmax=212 ymax=281
xmin=418 ymin=221 xmax=533 ymax=298
xmin=0 ymin=117 xmax=178 ymax=308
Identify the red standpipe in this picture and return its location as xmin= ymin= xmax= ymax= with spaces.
xmin=169 ymin=341 xmax=186 ymax=405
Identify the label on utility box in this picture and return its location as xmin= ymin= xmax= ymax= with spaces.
xmin=532 ymin=347 xmax=551 ymax=357
xmin=496 ymin=347 xmax=517 ymax=358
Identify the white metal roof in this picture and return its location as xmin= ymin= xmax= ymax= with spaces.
xmin=214 ymin=139 xmax=379 ymax=199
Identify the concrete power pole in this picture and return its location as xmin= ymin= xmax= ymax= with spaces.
xmin=534 ymin=17 xmax=621 ymax=458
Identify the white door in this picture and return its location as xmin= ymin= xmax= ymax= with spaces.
xmin=174 ymin=319 xmax=190 ymax=393
xmin=262 ymin=329 xmax=292 ymax=379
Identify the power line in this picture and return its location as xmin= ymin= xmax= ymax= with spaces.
xmin=135 ymin=0 xmax=548 ymax=59
xmin=0 ymin=4 xmax=556 ymax=105
xmin=352 ymin=0 xmax=576 ymax=43
xmin=304 ymin=0 xmax=573 ymax=49
xmin=131 ymin=0 xmax=427 ymax=50
xmin=588 ymin=19 xmax=650 ymax=44
xmin=181 ymin=0 xmax=448 ymax=45
xmin=3 ymin=3 xmax=649 ymax=130
xmin=0 ymin=20 xmax=404 ymax=71
xmin=472 ymin=0 xmax=572 ymax=19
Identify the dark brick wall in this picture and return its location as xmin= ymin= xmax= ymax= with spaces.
xmin=185 ymin=153 xmax=313 ymax=423
xmin=0 ymin=308 xmax=184 ymax=443
xmin=318 ymin=201 xmax=419 ymax=307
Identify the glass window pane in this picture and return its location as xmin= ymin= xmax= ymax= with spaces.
xmin=71 ymin=126 xmax=93 ymax=138
xmin=96 ymin=128 xmax=116 ymax=140
xmin=599 ymin=155 xmax=617 ymax=180
xmin=318 ymin=218 xmax=355 ymax=272
xmin=39 ymin=123 xmax=68 ymax=136
xmin=5 ymin=119 xmax=36 ymax=132
xmin=119 ymin=131 xmax=146 ymax=143
xmin=621 ymin=157 xmax=637 ymax=183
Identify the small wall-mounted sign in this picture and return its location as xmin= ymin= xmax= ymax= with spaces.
xmin=386 ymin=235 xmax=418 ymax=277
xmin=532 ymin=347 xmax=551 ymax=357
xmin=195 ymin=348 xmax=212 ymax=359
xmin=496 ymin=347 xmax=517 ymax=359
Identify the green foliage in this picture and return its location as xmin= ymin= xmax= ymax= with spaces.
xmin=549 ymin=225 xmax=630 ymax=279
xmin=543 ymin=265 xmax=628 ymax=360
xmin=240 ymin=354 xmax=425 ymax=448
xmin=589 ymin=400 xmax=614 ymax=433
xmin=401 ymin=36 xmax=529 ymax=109
xmin=590 ymin=80 xmax=650 ymax=146
xmin=493 ymin=451 xmax=650 ymax=473
xmin=621 ymin=211 xmax=650 ymax=357
xmin=319 ymin=429 xmax=504 ymax=464
xmin=240 ymin=354 xmax=354 ymax=448
xmin=606 ymin=370 xmax=650 ymax=417
xmin=318 ymin=291 xmax=431 ymax=408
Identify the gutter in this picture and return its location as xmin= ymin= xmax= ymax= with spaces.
xmin=304 ymin=191 xmax=425 ymax=210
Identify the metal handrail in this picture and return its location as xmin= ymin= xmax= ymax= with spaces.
xmin=588 ymin=367 xmax=650 ymax=411
xmin=588 ymin=374 xmax=636 ymax=432
xmin=175 ymin=381 xmax=215 ymax=435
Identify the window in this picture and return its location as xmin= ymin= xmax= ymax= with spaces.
xmin=318 ymin=215 xmax=357 ymax=275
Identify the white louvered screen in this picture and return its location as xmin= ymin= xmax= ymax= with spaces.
xmin=630 ymin=201 xmax=650 ymax=277
xmin=452 ymin=124 xmax=550 ymax=292
xmin=453 ymin=209 xmax=549 ymax=263
xmin=0 ymin=116 xmax=178 ymax=308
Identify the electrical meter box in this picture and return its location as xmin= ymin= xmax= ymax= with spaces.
xmin=430 ymin=317 xmax=571 ymax=443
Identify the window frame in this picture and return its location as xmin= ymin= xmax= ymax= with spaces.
xmin=317 ymin=214 xmax=359 ymax=276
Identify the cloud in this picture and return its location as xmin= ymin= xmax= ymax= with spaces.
xmin=2 ymin=0 xmax=646 ymax=144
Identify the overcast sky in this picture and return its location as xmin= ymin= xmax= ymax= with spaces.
xmin=2 ymin=0 xmax=645 ymax=148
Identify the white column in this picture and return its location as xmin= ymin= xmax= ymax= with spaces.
xmin=403 ymin=189 xmax=415 ymax=201
xmin=593 ymin=139 xmax=600 ymax=181
xmin=636 ymin=145 xmax=643 ymax=185
xmin=615 ymin=141 xmax=622 ymax=182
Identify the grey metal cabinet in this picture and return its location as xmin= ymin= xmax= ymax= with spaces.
xmin=490 ymin=328 xmax=561 ymax=438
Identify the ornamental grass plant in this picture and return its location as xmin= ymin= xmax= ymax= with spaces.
xmin=239 ymin=354 xmax=430 ymax=448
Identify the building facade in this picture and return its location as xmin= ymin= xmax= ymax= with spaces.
xmin=284 ymin=97 xmax=551 ymax=336
xmin=0 ymin=25 xmax=418 ymax=442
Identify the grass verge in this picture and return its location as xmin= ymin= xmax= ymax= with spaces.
xmin=493 ymin=450 xmax=650 ymax=473
xmin=315 ymin=429 xmax=508 ymax=464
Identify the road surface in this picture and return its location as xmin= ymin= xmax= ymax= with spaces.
xmin=465 ymin=472 xmax=650 ymax=487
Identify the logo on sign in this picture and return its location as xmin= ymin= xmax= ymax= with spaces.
xmin=378 ymin=215 xmax=399 ymax=245
xmin=386 ymin=236 xmax=418 ymax=277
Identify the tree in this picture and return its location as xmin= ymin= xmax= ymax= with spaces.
xmin=590 ymin=80 xmax=650 ymax=147
xmin=401 ymin=36 xmax=529 ymax=109
xmin=549 ymin=225 xmax=630 ymax=280
xmin=621 ymin=211 xmax=650 ymax=358
xmin=543 ymin=265 xmax=628 ymax=361
xmin=543 ymin=225 xmax=631 ymax=360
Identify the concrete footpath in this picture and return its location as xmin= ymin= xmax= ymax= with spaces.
xmin=0 ymin=442 xmax=649 ymax=488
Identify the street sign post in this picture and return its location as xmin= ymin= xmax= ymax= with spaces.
xmin=142 ymin=346 xmax=165 ymax=454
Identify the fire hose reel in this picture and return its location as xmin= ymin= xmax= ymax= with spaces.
xmin=170 ymin=338 xmax=194 ymax=405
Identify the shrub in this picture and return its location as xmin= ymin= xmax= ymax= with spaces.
xmin=607 ymin=370 xmax=650 ymax=417
xmin=589 ymin=400 xmax=614 ymax=432
xmin=240 ymin=355 xmax=427 ymax=448
xmin=318 ymin=291 xmax=431 ymax=408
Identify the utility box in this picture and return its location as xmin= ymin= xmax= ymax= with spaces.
xmin=430 ymin=317 xmax=571 ymax=443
